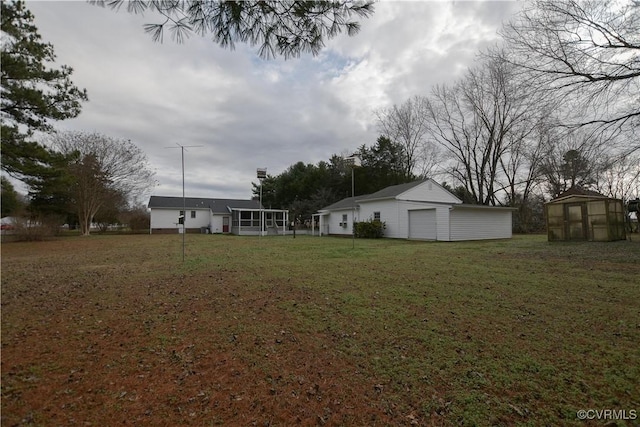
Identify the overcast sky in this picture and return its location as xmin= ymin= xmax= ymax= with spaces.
xmin=26 ymin=0 xmax=522 ymax=201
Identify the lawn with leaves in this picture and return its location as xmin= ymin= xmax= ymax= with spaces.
xmin=2 ymin=234 xmax=639 ymax=426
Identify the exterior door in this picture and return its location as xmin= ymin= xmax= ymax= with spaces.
xmin=565 ymin=203 xmax=587 ymax=240
xmin=222 ymin=216 xmax=230 ymax=233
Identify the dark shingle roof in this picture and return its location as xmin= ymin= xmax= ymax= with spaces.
xmin=319 ymin=180 xmax=428 ymax=211
xmin=359 ymin=180 xmax=426 ymax=201
xmin=148 ymin=196 xmax=261 ymax=214
xmin=320 ymin=196 xmax=361 ymax=211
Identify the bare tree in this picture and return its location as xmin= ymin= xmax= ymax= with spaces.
xmin=594 ymin=151 xmax=640 ymax=201
xmin=375 ymin=95 xmax=438 ymax=180
xmin=498 ymin=119 xmax=548 ymax=205
xmin=426 ymin=57 xmax=541 ymax=205
xmin=50 ymin=131 xmax=156 ymax=235
xmin=497 ymin=0 xmax=640 ymax=148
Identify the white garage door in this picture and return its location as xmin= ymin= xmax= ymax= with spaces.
xmin=409 ymin=209 xmax=437 ymax=240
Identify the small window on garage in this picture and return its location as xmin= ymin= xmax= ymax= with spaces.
xmin=191 ymin=210 xmax=196 ymax=218
xmin=342 ymin=214 xmax=348 ymax=222
xmin=374 ymin=211 xmax=381 ymax=221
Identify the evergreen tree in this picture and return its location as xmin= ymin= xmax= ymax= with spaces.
xmin=1 ymin=0 xmax=87 ymax=179
xmin=1 ymin=176 xmax=23 ymax=217
xmin=93 ymin=0 xmax=374 ymax=59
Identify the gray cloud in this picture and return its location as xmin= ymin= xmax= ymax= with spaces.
xmin=24 ymin=1 xmax=522 ymax=201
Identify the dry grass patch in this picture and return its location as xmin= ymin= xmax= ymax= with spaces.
xmin=2 ymin=234 xmax=639 ymax=426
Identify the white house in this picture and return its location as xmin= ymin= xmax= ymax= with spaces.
xmin=148 ymin=196 xmax=288 ymax=235
xmin=312 ymin=179 xmax=514 ymax=241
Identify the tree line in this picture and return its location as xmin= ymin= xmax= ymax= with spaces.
xmin=251 ymin=136 xmax=419 ymax=223
xmin=1 ymin=1 xmax=154 ymax=237
xmin=1 ymin=1 xmax=375 ymax=237
xmin=3 ymin=0 xmax=638 ymax=235
xmin=252 ymin=0 xmax=640 ymax=232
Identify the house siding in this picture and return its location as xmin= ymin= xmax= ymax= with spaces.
xmin=326 ymin=208 xmax=357 ymax=236
xmin=359 ymin=199 xmax=400 ymax=237
xmin=449 ymin=208 xmax=512 ymax=241
xmin=150 ymin=208 xmax=211 ymax=233
xmin=359 ymin=200 xmax=452 ymax=239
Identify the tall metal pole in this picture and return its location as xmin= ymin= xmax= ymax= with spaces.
xmin=352 ymin=166 xmax=355 ymax=249
xmin=181 ymin=146 xmax=185 ymax=262
xmin=165 ymin=144 xmax=202 ymax=263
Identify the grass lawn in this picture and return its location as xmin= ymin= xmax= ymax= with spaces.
xmin=2 ymin=234 xmax=639 ymax=426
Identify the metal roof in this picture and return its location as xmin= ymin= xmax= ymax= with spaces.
xmin=148 ymin=196 xmax=262 ymax=214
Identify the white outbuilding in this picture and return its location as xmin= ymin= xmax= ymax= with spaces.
xmin=312 ymin=179 xmax=514 ymax=241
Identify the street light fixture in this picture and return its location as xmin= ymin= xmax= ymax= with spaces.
xmin=257 ymin=168 xmax=267 ymax=237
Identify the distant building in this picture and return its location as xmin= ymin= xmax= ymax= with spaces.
xmin=148 ymin=196 xmax=288 ymax=236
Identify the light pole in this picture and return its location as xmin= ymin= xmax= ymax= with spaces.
xmin=257 ymin=168 xmax=267 ymax=238
xmin=344 ymin=154 xmax=361 ymax=249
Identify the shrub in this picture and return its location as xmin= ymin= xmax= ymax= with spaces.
xmin=354 ymin=219 xmax=385 ymax=238
xmin=9 ymin=215 xmax=63 ymax=241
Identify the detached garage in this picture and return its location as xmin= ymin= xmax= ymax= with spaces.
xmin=315 ymin=179 xmax=514 ymax=241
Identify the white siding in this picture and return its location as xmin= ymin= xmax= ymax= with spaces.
xmin=399 ymin=179 xmax=461 ymax=204
xmin=359 ymin=199 xmax=400 ymax=237
xmin=436 ymin=207 xmax=451 ymax=241
xmin=150 ymin=209 xmax=181 ymax=230
xmin=150 ymin=208 xmax=211 ymax=231
xmin=359 ymin=200 xmax=451 ymax=239
xmin=408 ymin=210 xmax=436 ymax=240
xmin=449 ymin=208 xmax=512 ymax=241
xmin=326 ymin=209 xmax=357 ymax=235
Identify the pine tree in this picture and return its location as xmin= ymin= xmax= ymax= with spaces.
xmin=1 ymin=0 xmax=87 ymax=179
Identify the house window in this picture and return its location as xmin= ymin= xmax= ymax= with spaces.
xmin=341 ymin=214 xmax=348 ymax=228
xmin=179 ymin=210 xmax=184 ymax=216
xmin=191 ymin=211 xmax=196 ymax=218
xmin=374 ymin=212 xmax=381 ymax=221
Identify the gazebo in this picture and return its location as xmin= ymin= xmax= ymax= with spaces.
xmin=545 ymin=188 xmax=626 ymax=242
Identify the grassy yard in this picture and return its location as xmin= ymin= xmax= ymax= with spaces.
xmin=2 ymin=234 xmax=639 ymax=426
